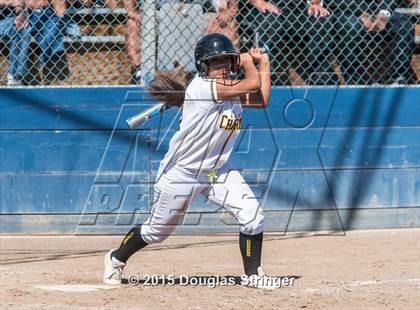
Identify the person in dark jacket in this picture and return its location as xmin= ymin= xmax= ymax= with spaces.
xmin=328 ymin=0 xmax=416 ymax=84
xmin=238 ymin=0 xmax=339 ymax=85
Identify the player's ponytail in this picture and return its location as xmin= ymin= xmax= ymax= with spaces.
xmin=147 ymin=72 xmax=186 ymax=107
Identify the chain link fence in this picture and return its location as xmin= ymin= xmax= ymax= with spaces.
xmin=0 ymin=0 xmax=419 ymax=86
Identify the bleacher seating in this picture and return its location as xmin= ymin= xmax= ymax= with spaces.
xmin=1 ymin=4 xmax=419 ymax=85
xmin=61 ymin=6 xmax=419 ymax=54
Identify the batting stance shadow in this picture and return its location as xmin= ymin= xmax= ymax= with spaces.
xmin=121 ymin=275 xmax=301 ymax=287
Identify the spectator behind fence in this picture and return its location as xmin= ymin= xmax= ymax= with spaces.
xmin=25 ymin=0 xmax=70 ymax=84
xmin=0 ymin=0 xmax=31 ymax=85
xmin=82 ymin=0 xmax=116 ymax=10
xmin=123 ymin=0 xmax=141 ymax=84
xmin=238 ymin=0 xmax=339 ymax=85
xmin=367 ymin=0 xmax=416 ymax=84
xmin=205 ymin=0 xmax=240 ymax=48
xmin=328 ymin=0 xmax=416 ymax=84
xmin=62 ymin=0 xmax=82 ymax=39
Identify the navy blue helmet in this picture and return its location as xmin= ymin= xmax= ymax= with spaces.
xmin=194 ymin=33 xmax=239 ymax=77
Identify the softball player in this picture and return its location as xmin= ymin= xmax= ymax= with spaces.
xmin=103 ymin=33 xmax=274 ymax=289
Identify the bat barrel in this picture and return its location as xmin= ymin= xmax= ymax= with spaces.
xmin=125 ymin=102 xmax=168 ymax=129
xmin=126 ymin=112 xmax=150 ymax=129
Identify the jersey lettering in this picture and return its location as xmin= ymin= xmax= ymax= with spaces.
xmin=219 ymin=115 xmax=242 ymax=131
xmin=159 ymin=75 xmax=242 ymax=172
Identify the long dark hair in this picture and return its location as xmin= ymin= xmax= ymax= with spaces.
xmin=147 ymin=66 xmax=187 ymax=107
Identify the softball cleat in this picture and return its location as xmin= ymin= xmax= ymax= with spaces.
xmin=242 ymin=267 xmax=280 ymax=290
xmin=103 ymin=249 xmax=125 ymax=285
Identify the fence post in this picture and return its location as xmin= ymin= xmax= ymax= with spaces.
xmin=140 ymin=0 xmax=157 ymax=85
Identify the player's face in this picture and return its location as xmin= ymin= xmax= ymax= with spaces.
xmin=207 ymin=55 xmax=232 ymax=79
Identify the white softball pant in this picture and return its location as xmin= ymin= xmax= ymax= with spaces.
xmin=140 ymin=164 xmax=264 ymax=244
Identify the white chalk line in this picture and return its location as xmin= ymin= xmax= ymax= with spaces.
xmin=35 ymin=284 xmax=120 ymax=292
xmin=33 ymin=278 xmax=420 ymax=293
xmin=302 ymin=278 xmax=420 ymax=294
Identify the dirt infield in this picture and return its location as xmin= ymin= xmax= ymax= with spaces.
xmin=1 ymin=229 xmax=419 ymax=310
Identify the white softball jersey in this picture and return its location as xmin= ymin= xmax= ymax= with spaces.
xmin=159 ymin=75 xmax=243 ymax=174
xmin=141 ymin=75 xmax=264 ymax=244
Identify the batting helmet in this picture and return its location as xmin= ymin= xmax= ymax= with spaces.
xmin=194 ymin=33 xmax=239 ymax=77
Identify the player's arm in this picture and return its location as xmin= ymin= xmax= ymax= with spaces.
xmin=241 ymin=49 xmax=270 ymax=109
xmin=215 ymin=52 xmax=261 ymax=100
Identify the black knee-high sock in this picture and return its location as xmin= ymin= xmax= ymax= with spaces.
xmin=239 ymin=231 xmax=263 ymax=276
xmin=111 ymin=225 xmax=148 ymax=263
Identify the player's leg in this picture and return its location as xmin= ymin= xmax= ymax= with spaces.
xmin=203 ymin=168 xmax=264 ymax=276
xmin=109 ymin=174 xmax=177 ymax=265
xmin=103 ymin=166 xmax=202 ymax=284
xmin=204 ymin=169 xmax=280 ymax=288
